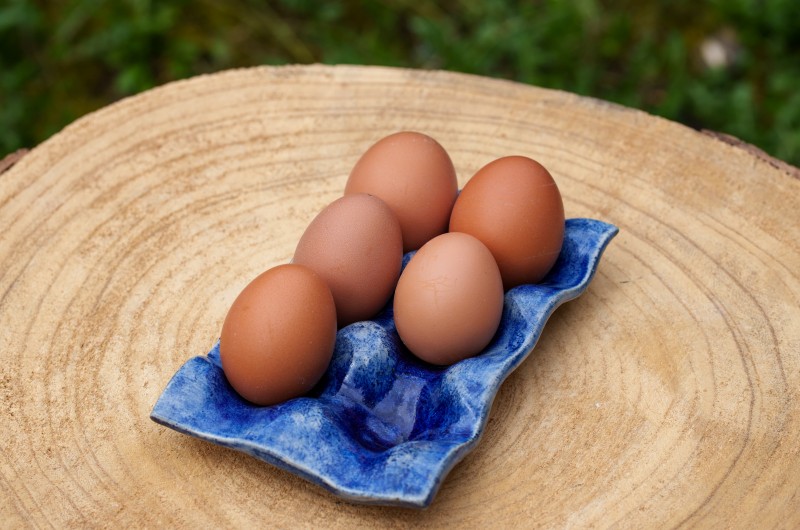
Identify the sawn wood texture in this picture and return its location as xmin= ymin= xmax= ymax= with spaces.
xmin=1 ymin=65 xmax=798 ymax=528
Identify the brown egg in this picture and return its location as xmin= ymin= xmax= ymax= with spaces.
xmin=394 ymin=232 xmax=504 ymax=365
xmin=293 ymin=193 xmax=403 ymax=327
xmin=220 ymin=264 xmax=337 ymax=406
xmin=345 ymin=131 xmax=458 ymax=252
xmin=449 ymin=156 xmax=565 ymax=289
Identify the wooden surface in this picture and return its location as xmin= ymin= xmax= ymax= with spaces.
xmin=1 ymin=65 xmax=799 ymax=528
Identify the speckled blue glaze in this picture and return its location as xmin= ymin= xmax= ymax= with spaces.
xmin=151 ymin=218 xmax=617 ymax=508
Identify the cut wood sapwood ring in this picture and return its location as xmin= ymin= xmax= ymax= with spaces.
xmin=1 ymin=65 xmax=799 ymax=527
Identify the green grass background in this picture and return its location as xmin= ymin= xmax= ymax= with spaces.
xmin=2 ymin=0 xmax=799 ymax=165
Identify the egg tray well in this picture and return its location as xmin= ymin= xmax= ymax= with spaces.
xmin=150 ymin=218 xmax=618 ymax=508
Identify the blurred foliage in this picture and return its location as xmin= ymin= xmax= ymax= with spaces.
xmin=1 ymin=0 xmax=799 ymax=165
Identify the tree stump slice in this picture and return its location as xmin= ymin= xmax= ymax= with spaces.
xmin=1 ymin=65 xmax=798 ymax=528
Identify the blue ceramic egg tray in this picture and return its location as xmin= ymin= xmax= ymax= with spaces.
xmin=151 ymin=218 xmax=618 ymax=508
